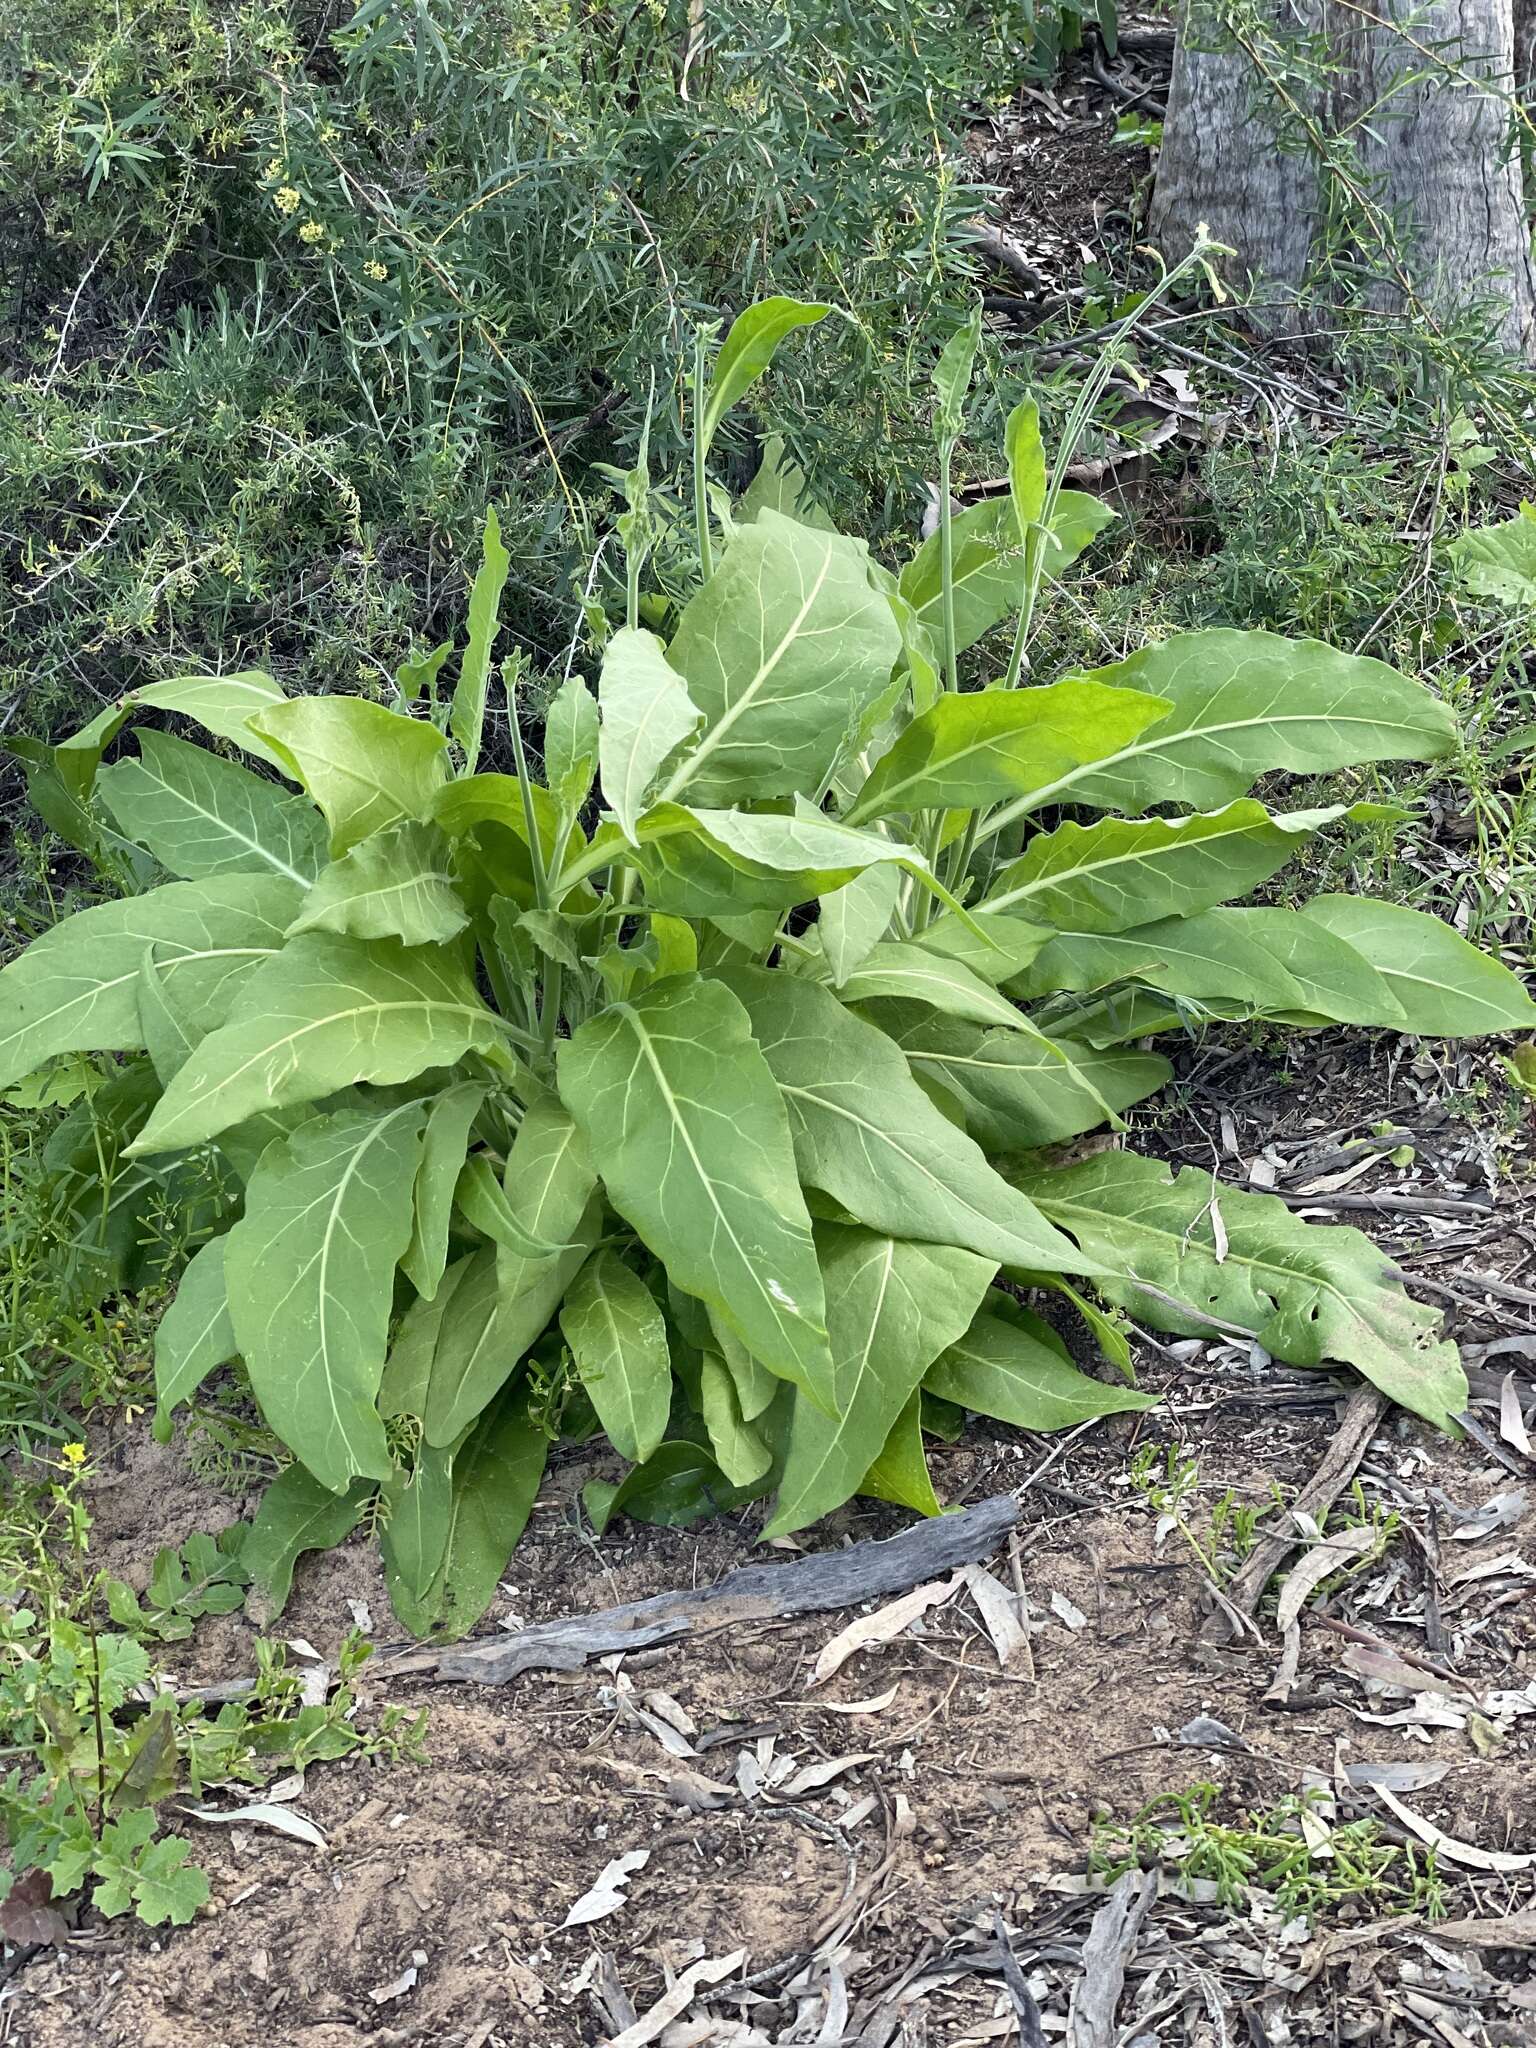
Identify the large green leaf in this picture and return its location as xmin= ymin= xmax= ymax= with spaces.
xmin=401 ymin=1083 xmax=488 ymax=1300
xmin=248 ymin=698 xmax=450 ymax=855
xmin=98 ymin=732 xmax=327 ymax=886
xmin=424 ymin=1099 xmax=601 ymax=1444
xmin=287 ymin=820 xmax=468 ymax=947
xmin=242 ymin=1464 xmax=373 ymax=1615
xmin=151 ymin=1237 xmax=235 ymax=1443
xmin=845 ymin=680 xmax=1170 ymax=825
xmin=450 ymin=508 xmax=509 ymax=776
xmin=1300 ymin=897 xmax=1536 ymax=1035
xmin=0 ymin=875 xmax=300 ymax=1090
xmin=696 ymin=1352 xmax=774 ymax=1485
xmin=874 ymin=1005 xmax=1171 ymax=1150
xmin=834 ymin=940 xmax=1048 ymax=1036
xmin=384 ymin=1380 xmax=548 ymax=1639
xmin=859 ymin=1390 xmax=942 ymax=1516
xmin=1009 ymin=631 xmax=1455 ymax=817
xmin=720 ymin=966 xmax=1099 ymax=1273
xmin=455 ymin=1153 xmax=579 ymax=1258
xmin=382 ymin=1256 xmax=472 ymax=1417
xmin=225 ymin=1099 xmax=428 ymax=1491
xmin=926 ymin=1311 xmax=1157 ymax=1428
xmin=701 ymin=297 xmax=829 ymax=455
xmin=132 ymin=933 xmax=504 ymax=1154
xmin=661 ymin=511 xmax=901 ymax=804
xmin=819 ymin=866 xmax=902 ymax=984
xmin=584 ymin=1440 xmax=764 ymax=1536
xmin=596 ymin=629 xmax=704 ymax=843
xmin=630 ymin=802 xmax=941 ymax=923
xmin=1021 ymin=1151 xmax=1468 ymax=1429
xmin=49 ymin=671 xmax=292 ymax=800
xmin=984 ymin=801 xmax=1336 ymax=931
xmin=767 ymin=1225 xmax=993 ymax=1537
xmin=898 ymin=491 xmax=1115 ymax=655
xmin=559 ymin=1251 xmax=672 ymax=1465
xmin=1446 ymin=504 xmax=1536 ymax=608
xmin=558 ymin=976 xmax=834 ymax=1407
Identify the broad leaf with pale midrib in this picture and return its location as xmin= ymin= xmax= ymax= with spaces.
xmin=99 ymin=731 xmax=327 ymax=886
xmin=130 ymin=931 xmax=505 ymax=1154
xmin=926 ymin=1309 xmax=1157 ymax=1429
xmin=225 ymin=1098 xmax=427 ymax=1492
xmin=0 ymin=875 xmax=300 ymax=1091
xmin=720 ymin=965 xmax=1101 ymax=1274
xmin=558 ymin=976 xmax=835 ymax=1408
xmin=1019 ymin=1150 xmax=1468 ymax=1429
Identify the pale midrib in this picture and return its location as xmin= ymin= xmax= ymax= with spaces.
xmin=985 ymin=819 xmax=1278 ymax=917
xmin=0 ymin=942 xmax=278 ymax=1061
xmin=138 ymin=767 xmax=313 ymax=886
xmin=144 ymin=993 xmax=492 ymax=1141
xmin=658 ymin=544 xmax=835 ymax=802
xmin=311 ymin=1105 xmax=417 ymax=1470
xmin=783 ymin=1241 xmax=895 ymax=1513
xmin=982 ymin=703 xmax=1441 ymax=841
xmin=626 ymin=1010 xmax=813 ymax=1363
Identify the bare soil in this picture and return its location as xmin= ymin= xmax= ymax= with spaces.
xmin=6 ymin=1032 xmax=1535 ymax=2048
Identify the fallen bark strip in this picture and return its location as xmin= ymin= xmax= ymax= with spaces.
xmin=424 ymin=1492 xmax=1021 ymax=1686
xmin=1215 ymin=1385 xmax=1387 ymax=1637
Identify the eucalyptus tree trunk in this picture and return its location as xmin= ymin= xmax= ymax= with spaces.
xmin=1150 ymin=0 xmax=1536 ymax=357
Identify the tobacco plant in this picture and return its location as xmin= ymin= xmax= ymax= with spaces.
xmin=4 ymin=301 xmax=1532 ymax=1637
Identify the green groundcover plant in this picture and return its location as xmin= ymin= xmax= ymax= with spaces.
xmin=4 ymin=302 xmax=1532 ymax=1639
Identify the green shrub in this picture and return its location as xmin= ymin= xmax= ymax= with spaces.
xmin=3 ymin=303 xmax=1531 ymax=1640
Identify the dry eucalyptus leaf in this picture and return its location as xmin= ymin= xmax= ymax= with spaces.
xmin=816 ymin=1684 xmax=900 ymax=1715
xmin=184 ymin=1802 xmax=328 ymax=1848
xmin=1499 ymin=1373 xmax=1532 ymax=1457
xmin=1372 ymin=1785 xmax=1536 ymax=1872
xmin=778 ymin=1752 xmax=877 ymax=1799
xmin=1344 ymin=1760 xmax=1451 ymax=1793
xmin=561 ymin=1847 xmax=649 ymax=1928
xmin=1274 ymin=1524 xmax=1378 ymax=1631
xmin=1449 ymin=1491 xmax=1527 ymax=1541
xmin=810 ymin=1573 xmax=963 ymax=1685
xmin=605 ymin=1948 xmax=749 ymax=2048
xmin=962 ymin=1563 xmax=1030 ymax=1667
xmin=1049 ymin=1589 xmax=1088 ymax=1631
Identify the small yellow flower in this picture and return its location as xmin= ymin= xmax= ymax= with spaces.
xmin=298 ymin=219 xmax=325 ymax=245
xmin=363 ymin=259 xmax=388 ymax=282
xmin=274 ymin=185 xmax=301 ymax=215
xmin=61 ymin=1443 xmax=87 ymax=1468
xmin=263 ymin=158 xmax=283 ymax=181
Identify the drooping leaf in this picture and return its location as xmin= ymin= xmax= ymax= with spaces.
xmin=596 ymin=628 xmax=704 ymax=844
xmin=401 ymin=1082 xmax=488 ymax=1300
xmin=925 ymin=1311 xmax=1157 ymax=1428
xmin=984 ymin=801 xmax=1337 ymax=931
xmin=451 ymin=507 xmax=510 ymax=775
xmin=385 ymin=1380 xmax=548 ymax=1639
xmin=380 ymin=1441 xmax=454 ymax=1634
xmin=834 ymin=940 xmax=1049 ymax=1036
xmin=720 ymin=966 xmax=1099 ymax=1273
xmin=768 ymin=1225 xmax=993 ymax=1537
xmin=241 ymin=1463 xmax=373 ymax=1613
xmin=818 ymin=865 xmax=901 ymax=984
xmin=859 ymin=1390 xmax=942 ymax=1516
xmin=543 ymin=674 xmax=600 ymax=817
xmin=98 ymin=732 xmax=327 ymax=885
xmin=424 ymin=1100 xmax=600 ymax=1444
xmin=1299 ymin=897 xmax=1536 ymax=1035
xmin=1021 ymin=1150 xmax=1468 ymax=1428
xmin=382 ymin=1256 xmax=472 ymax=1417
xmin=696 ymin=1352 xmax=774 ymax=1486
xmin=559 ymin=1250 xmax=672 ymax=1465
xmin=700 ymin=297 xmax=829 ymax=456
xmin=874 ymin=1005 xmax=1171 ymax=1149
xmin=248 ymin=698 xmax=450 ymax=855
xmin=903 ymin=912 xmax=1053 ymax=984
xmin=224 ymin=1099 xmax=428 ymax=1491
xmin=663 ymin=511 xmax=901 ymax=804
xmin=845 ymin=680 xmax=1170 ymax=825
xmin=455 ymin=1153 xmax=579 ymax=1258
xmin=559 ymin=976 xmax=833 ymax=1406
xmin=132 ymin=933 xmax=504 ymax=1154
xmin=630 ymin=802 xmax=943 ymax=923
xmin=47 ymin=672 xmax=292 ymax=805
xmin=0 ymin=875 xmax=300 ymax=1091
xmin=152 ymin=1237 xmax=235 ymax=1443
xmin=1021 ymin=631 xmax=1455 ymax=816
xmin=286 ymin=820 xmax=468 ymax=948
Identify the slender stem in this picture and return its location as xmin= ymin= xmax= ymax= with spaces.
xmin=504 ymin=678 xmax=550 ymax=912
xmin=937 ymin=435 xmax=960 ymax=701
xmin=691 ymin=327 xmax=713 ymax=582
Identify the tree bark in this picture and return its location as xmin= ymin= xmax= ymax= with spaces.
xmin=1151 ymin=0 xmax=1536 ymax=357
